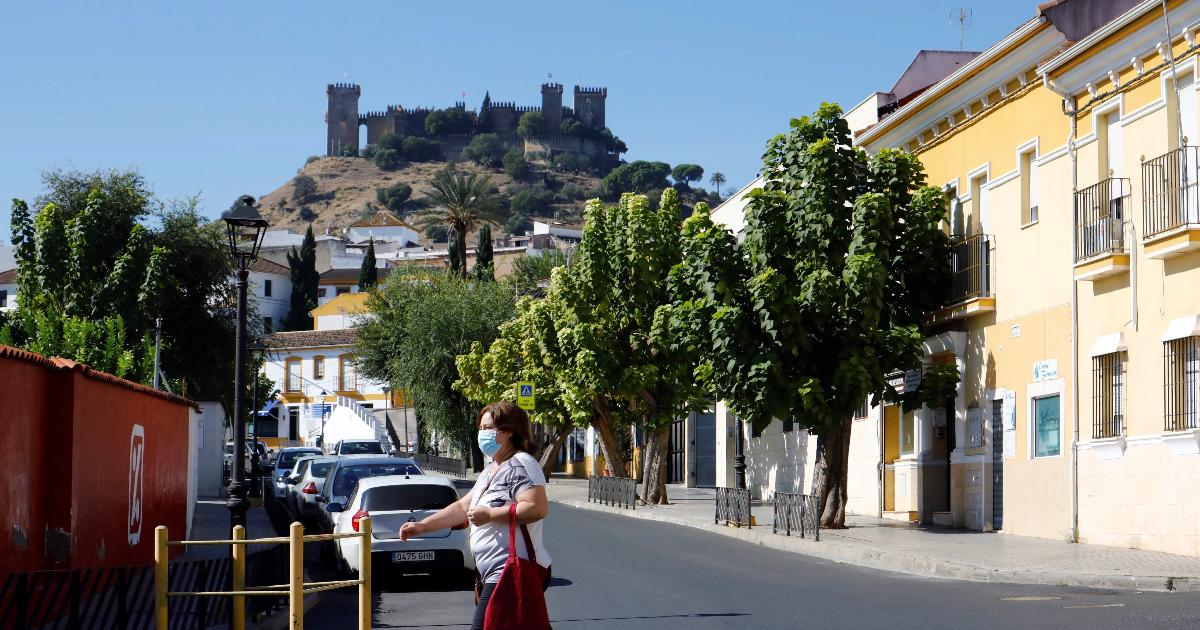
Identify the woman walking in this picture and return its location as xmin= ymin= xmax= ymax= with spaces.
xmin=399 ymin=402 xmax=552 ymax=629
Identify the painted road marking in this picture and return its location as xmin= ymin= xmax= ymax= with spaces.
xmin=1001 ymin=596 xmax=1062 ymax=601
xmin=1063 ymin=603 xmax=1126 ymax=609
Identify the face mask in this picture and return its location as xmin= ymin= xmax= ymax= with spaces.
xmin=478 ymin=429 xmax=502 ymax=457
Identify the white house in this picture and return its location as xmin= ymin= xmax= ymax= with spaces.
xmin=346 ymin=211 xmax=419 ymax=247
xmin=249 ymin=258 xmax=291 ymax=333
xmin=0 ymin=268 xmax=16 ymax=311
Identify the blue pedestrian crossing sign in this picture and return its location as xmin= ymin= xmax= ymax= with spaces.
xmin=517 ymin=382 xmax=536 ymax=410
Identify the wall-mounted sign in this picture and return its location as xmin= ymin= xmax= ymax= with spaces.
xmin=517 ymin=382 xmax=536 ymax=411
xmin=1002 ymin=390 xmax=1016 ymax=430
xmin=904 ymin=370 xmax=922 ymax=393
xmin=967 ymin=407 xmax=983 ymax=448
xmin=1033 ymin=359 xmax=1058 ymax=382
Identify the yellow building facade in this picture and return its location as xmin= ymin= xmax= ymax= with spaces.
xmin=854 ymin=0 xmax=1200 ymax=555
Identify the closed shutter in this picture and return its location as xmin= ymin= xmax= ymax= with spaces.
xmin=1106 ymin=111 xmax=1123 ymax=177
xmin=1179 ymin=71 xmax=1198 ymax=146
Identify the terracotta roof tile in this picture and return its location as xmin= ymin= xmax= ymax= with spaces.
xmin=262 ymin=328 xmax=358 ymax=350
xmin=349 ymin=210 xmax=414 ymax=229
xmin=0 ymin=268 xmax=17 ymax=283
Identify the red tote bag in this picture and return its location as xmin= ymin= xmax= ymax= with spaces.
xmin=483 ymin=504 xmax=551 ymax=630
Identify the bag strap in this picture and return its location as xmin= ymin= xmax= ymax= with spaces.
xmin=506 ymin=504 xmax=538 ymax=564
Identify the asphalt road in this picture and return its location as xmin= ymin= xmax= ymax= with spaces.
xmin=302 ymin=501 xmax=1200 ymax=629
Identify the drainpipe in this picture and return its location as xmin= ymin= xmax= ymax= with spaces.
xmin=1044 ymin=74 xmax=1081 ymax=542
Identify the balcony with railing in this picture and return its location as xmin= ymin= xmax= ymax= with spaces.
xmin=1073 ymin=177 xmax=1130 ymax=281
xmin=930 ymin=233 xmax=995 ymax=323
xmin=1141 ymin=146 xmax=1200 ymax=259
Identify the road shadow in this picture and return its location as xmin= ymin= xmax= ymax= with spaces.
xmin=547 ymin=576 xmax=573 ymax=588
xmin=371 ymin=612 xmax=750 ymax=629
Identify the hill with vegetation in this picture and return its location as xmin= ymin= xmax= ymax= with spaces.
xmin=257 ymin=144 xmax=725 ymax=246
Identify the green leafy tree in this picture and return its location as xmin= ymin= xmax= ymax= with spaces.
xmin=463 ymin=133 xmax=506 ymax=168
xmin=473 ymin=226 xmax=494 ymax=281
xmin=285 ymin=226 xmax=319 ymax=330
xmin=355 ymin=273 xmax=516 ymax=470
xmin=507 ymin=248 xmax=569 ymax=296
xmin=378 ymin=133 xmax=405 ymax=152
xmin=551 ymin=152 xmax=592 ymax=174
xmin=402 ymin=136 xmax=443 ymax=161
xmin=665 ymin=104 xmax=953 ymax=526
xmin=425 ymin=108 xmax=473 ymax=136
xmin=601 ymin=160 xmax=671 ymax=197
xmin=510 ymin=184 xmax=555 ymax=217
xmin=709 ymin=171 xmax=727 ymax=196
xmin=478 ymin=92 xmax=493 ymax=132
xmin=292 ymin=175 xmax=318 ymax=204
xmin=504 ymin=213 xmax=532 ymax=236
xmin=376 ymin=183 xmax=413 ymax=212
xmin=671 ymin=164 xmax=704 ymax=187
xmin=455 ymin=294 xmax=579 ymax=479
xmin=502 ymin=148 xmax=531 ymax=180
xmin=425 ymin=224 xmax=449 ymax=241
xmin=552 ymin=190 xmax=705 ymax=502
xmin=359 ymin=239 xmax=378 ymax=289
xmin=411 ymin=168 xmax=503 ymax=278
xmin=517 ymin=111 xmax=546 ymax=138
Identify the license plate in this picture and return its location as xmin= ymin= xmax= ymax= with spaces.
xmin=392 ymin=551 xmax=435 ymax=562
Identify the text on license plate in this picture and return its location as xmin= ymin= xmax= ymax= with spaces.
xmin=393 ymin=551 xmax=435 ymax=562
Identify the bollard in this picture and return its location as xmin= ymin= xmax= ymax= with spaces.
xmin=359 ymin=516 xmax=372 ymax=630
xmin=154 ymin=526 xmax=168 ymax=630
xmin=289 ymin=522 xmax=304 ymax=630
xmin=232 ymin=525 xmax=246 ymax=630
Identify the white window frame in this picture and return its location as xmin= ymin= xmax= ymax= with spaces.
xmin=1027 ymin=378 xmax=1065 ymax=459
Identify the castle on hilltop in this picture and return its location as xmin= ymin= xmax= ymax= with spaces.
xmin=325 ymin=82 xmax=616 ymax=162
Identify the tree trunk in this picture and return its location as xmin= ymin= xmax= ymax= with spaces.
xmin=590 ymin=398 xmax=629 ymax=478
xmin=538 ymin=425 xmax=573 ymax=481
xmin=641 ymin=425 xmax=671 ymax=505
xmin=456 ymin=223 xmax=469 ymax=279
xmin=811 ymin=417 xmax=853 ymax=528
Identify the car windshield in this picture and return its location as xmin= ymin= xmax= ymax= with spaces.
xmin=362 ymin=485 xmax=458 ymax=511
xmin=310 ymin=461 xmax=335 ymax=477
xmin=340 ymin=441 xmax=384 ymax=455
xmin=277 ymin=450 xmax=320 ymax=468
xmin=331 ymin=464 xmax=421 ymax=497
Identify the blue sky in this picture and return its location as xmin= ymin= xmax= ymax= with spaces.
xmin=0 ymin=1 xmax=1035 ymax=241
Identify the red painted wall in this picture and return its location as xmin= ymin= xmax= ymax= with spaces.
xmin=0 ymin=347 xmax=192 ymax=572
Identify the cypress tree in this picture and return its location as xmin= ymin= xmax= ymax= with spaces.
xmin=285 ymin=225 xmax=318 ymax=330
xmin=473 ymin=225 xmax=494 ymax=281
xmin=359 ymin=238 xmax=378 ymax=289
xmin=448 ymin=227 xmax=463 ymax=277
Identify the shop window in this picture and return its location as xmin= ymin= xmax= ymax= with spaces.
xmin=1033 ymin=395 xmax=1061 ymax=457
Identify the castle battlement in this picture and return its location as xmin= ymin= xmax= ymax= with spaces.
xmin=326 ymin=82 xmax=609 ymax=157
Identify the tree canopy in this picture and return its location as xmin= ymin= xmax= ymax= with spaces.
xmin=285 ymin=226 xmax=318 ymax=331
xmin=601 ymin=160 xmax=671 ymax=197
xmin=463 ymin=133 xmax=506 ymax=168
xmin=359 ymin=239 xmax=378 ymax=289
xmin=517 ymin=111 xmax=546 ymax=138
xmin=376 ymin=183 xmax=412 ymax=211
xmin=671 ymin=164 xmax=704 ymax=187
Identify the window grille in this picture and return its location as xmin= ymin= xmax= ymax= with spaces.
xmin=1091 ymin=353 xmax=1125 ymax=438
xmin=1165 ymin=337 xmax=1200 ymax=431
xmin=854 ymin=399 xmax=869 ymax=419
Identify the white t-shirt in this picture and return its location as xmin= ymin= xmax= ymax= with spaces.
xmin=469 ymin=452 xmax=552 ymax=583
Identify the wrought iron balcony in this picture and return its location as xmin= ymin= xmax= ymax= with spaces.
xmin=1143 ymin=146 xmax=1200 ymax=238
xmin=948 ymin=233 xmax=991 ymax=304
xmin=1074 ymin=178 xmax=1129 ymax=263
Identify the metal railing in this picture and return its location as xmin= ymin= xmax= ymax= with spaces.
xmin=396 ymin=451 xmax=468 ymax=477
xmin=772 ymin=492 xmax=820 ymax=540
xmin=587 ymin=475 xmax=637 ymax=510
xmin=336 ymin=396 xmax=395 ymax=454
xmin=1142 ymin=146 xmax=1200 ymax=238
xmin=1074 ymin=177 xmax=1129 ymax=262
xmin=715 ymin=487 xmax=752 ymax=528
xmin=1164 ymin=337 xmax=1200 ymax=432
xmin=947 ymin=234 xmax=991 ymax=305
xmin=154 ymin=521 xmax=373 ymax=630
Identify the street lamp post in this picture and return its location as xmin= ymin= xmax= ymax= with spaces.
xmin=249 ymin=370 xmax=260 ymax=498
xmin=734 ymin=416 xmax=747 ymax=490
xmin=222 ymin=195 xmax=270 ymax=530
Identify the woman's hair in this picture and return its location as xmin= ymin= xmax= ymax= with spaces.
xmin=478 ymin=401 xmax=533 ymax=454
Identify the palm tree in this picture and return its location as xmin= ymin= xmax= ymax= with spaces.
xmin=709 ymin=171 xmax=727 ymax=197
xmin=411 ymin=168 xmax=503 ymax=278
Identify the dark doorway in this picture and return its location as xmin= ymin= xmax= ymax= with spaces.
xmin=991 ymin=399 xmax=1004 ymax=531
xmin=667 ymin=417 xmax=686 ymax=484
xmin=288 ymin=405 xmax=300 ymax=443
xmin=693 ymin=411 xmax=716 ymax=487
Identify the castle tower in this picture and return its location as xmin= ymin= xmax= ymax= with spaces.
xmin=541 ymin=83 xmax=563 ymax=130
xmin=326 ymin=83 xmax=361 ymax=157
xmin=573 ymin=86 xmax=607 ymax=129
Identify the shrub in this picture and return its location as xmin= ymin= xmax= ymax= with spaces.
xmin=305 ymin=156 xmax=321 ymax=165
xmin=360 ymin=144 xmax=377 ymax=158
xmin=552 ymin=152 xmax=592 ymax=174
xmin=378 ymin=133 xmax=405 ymax=152
xmin=374 ymin=148 xmax=402 ymax=170
xmin=502 ymin=148 xmax=531 ymax=180
xmin=402 ymin=136 xmax=442 ymax=162
xmin=299 ymin=207 xmax=317 ymax=221
xmin=292 ymin=175 xmax=317 ymax=204
xmin=517 ymin=111 xmax=546 ymax=137
xmin=425 ymin=224 xmax=449 ymax=241
xmin=463 ymin=133 xmax=505 ymax=168
xmin=509 ymin=184 xmax=555 ymax=217
xmin=559 ymin=183 xmax=587 ymax=201
xmin=376 ymin=183 xmax=413 ymax=211
xmin=505 ymin=213 xmax=532 ymax=235
xmin=340 ymin=145 xmax=359 ymax=158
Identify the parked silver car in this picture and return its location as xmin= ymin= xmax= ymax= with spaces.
xmin=272 ymin=447 xmax=323 ymax=501
xmin=288 ymin=456 xmax=339 ymax=525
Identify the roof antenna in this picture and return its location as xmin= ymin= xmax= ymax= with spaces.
xmin=951 ymin=8 xmax=973 ymax=51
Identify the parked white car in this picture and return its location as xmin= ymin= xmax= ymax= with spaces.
xmin=329 ymin=439 xmax=387 ymax=457
xmin=272 ymin=447 xmax=323 ymax=501
xmin=330 ymin=475 xmax=473 ymax=579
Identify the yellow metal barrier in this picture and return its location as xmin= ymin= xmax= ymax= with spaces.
xmin=153 ymin=519 xmax=372 ymax=630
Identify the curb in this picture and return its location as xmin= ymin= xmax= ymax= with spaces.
xmin=550 ymin=496 xmax=1199 ymax=594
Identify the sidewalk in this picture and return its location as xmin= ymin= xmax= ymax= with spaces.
xmin=546 ymin=477 xmax=1200 ymax=593
xmin=186 ymin=498 xmax=278 ymax=559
